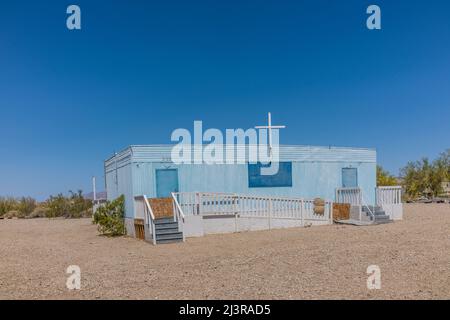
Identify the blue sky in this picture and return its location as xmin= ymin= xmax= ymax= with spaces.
xmin=1 ymin=1 xmax=449 ymax=199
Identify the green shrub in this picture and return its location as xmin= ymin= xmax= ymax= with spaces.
xmin=0 ymin=197 xmax=36 ymax=218
xmin=3 ymin=210 xmax=22 ymax=219
xmin=45 ymin=194 xmax=70 ymax=218
xmin=0 ymin=197 xmax=17 ymax=217
xmin=16 ymin=197 xmax=37 ymax=216
xmin=67 ymin=190 xmax=93 ymax=218
xmin=93 ymin=195 xmax=125 ymax=236
xmin=44 ymin=190 xmax=92 ymax=218
xmin=27 ymin=206 xmax=50 ymax=219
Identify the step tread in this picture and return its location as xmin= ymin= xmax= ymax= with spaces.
xmin=155 ymin=228 xmax=180 ymax=235
xmin=155 ymin=222 xmax=179 ymax=230
xmin=373 ymin=219 xmax=394 ymax=225
xmin=156 ymin=238 xmax=183 ymax=244
xmin=155 ymin=232 xmax=183 ymax=241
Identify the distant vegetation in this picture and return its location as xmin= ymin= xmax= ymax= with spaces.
xmin=400 ymin=150 xmax=450 ymax=199
xmin=0 ymin=190 xmax=92 ymax=219
xmin=377 ymin=165 xmax=398 ymax=186
xmin=378 ymin=149 xmax=450 ymax=200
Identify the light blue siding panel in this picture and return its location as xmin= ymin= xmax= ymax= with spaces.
xmin=105 ymin=162 xmax=134 ymax=218
xmin=105 ymin=144 xmax=377 ymax=220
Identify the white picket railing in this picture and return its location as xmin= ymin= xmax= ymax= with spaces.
xmin=335 ymin=187 xmax=374 ymax=221
xmin=376 ymin=186 xmax=403 ymax=220
xmin=335 ymin=187 xmax=362 ymax=205
xmin=336 ymin=186 xmax=404 ymax=221
xmin=171 ymin=192 xmax=333 ymax=225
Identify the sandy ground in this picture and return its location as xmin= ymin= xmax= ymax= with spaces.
xmin=0 ymin=203 xmax=449 ymax=300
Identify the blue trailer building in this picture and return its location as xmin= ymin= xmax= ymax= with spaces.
xmin=104 ymin=144 xmax=378 ymax=239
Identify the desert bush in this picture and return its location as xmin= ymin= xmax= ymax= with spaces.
xmin=93 ymin=195 xmax=125 ymax=236
xmin=45 ymin=194 xmax=70 ymax=217
xmin=44 ymin=190 xmax=92 ymax=218
xmin=0 ymin=191 xmax=93 ymax=219
xmin=67 ymin=190 xmax=93 ymax=218
xmin=26 ymin=206 xmax=50 ymax=219
xmin=16 ymin=197 xmax=37 ymax=216
xmin=0 ymin=197 xmax=17 ymax=217
xmin=0 ymin=197 xmax=36 ymax=218
xmin=3 ymin=210 xmax=22 ymax=219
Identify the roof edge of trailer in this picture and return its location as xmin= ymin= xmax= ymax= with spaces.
xmin=126 ymin=144 xmax=376 ymax=151
xmin=105 ymin=144 xmax=377 ymax=169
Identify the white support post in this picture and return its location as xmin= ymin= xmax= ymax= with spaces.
xmin=173 ymin=198 xmax=177 ymax=222
xmin=268 ymin=198 xmax=272 ymax=230
xmin=329 ymin=202 xmax=333 ymax=224
xmin=300 ymin=199 xmax=304 ymax=226
xmin=234 ymin=195 xmax=238 ymax=232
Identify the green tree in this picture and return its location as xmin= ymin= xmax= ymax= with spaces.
xmin=401 ymin=154 xmax=449 ymax=199
xmin=376 ymin=165 xmax=398 ymax=186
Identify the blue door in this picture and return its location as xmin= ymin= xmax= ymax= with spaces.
xmin=342 ymin=168 xmax=358 ymax=188
xmin=156 ymin=169 xmax=179 ymax=198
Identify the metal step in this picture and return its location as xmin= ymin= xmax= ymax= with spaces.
xmin=154 ymin=222 xmax=179 ymax=230
xmin=373 ymin=219 xmax=394 ymax=225
xmin=362 ymin=208 xmax=387 ymax=217
xmin=370 ymin=214 xmax=390 ymax=221
xmin=362 ymin=206 xmax=382 ymax=213
xmin=155 ymin=232 xmax=183 ymax=241
xmin=155 ymin=227 xmax=180 ymax=235
xmin=156 ymin=238 xmax=183 ymax=244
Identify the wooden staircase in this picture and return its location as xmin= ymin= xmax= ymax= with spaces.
xmin=148 ymin=198 xmax=183 ymax=244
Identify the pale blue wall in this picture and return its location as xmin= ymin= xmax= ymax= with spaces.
xmin=123 ymin=161 xmax=375 ymax=218
xmin=105 ymin=145 xmax=377 ymax=219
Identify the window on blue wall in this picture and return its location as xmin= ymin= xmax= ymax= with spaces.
xmin=248 ymin=162 xmax=293 ymax=188
xmin=342 ymin=168 xmax=358 ymax=188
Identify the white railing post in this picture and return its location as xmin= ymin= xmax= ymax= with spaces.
xmin=268 ymin=197 xmax=272 ymax=230
xmin=300 ymin=199 xmax=304 ymax=226
xmin=171 ymin=192 xmax=186 ymax=242
xmin=233 ymin=194 xmax=238 ymax=232
xmin=329 ymin=201 xmax=333 ymax=224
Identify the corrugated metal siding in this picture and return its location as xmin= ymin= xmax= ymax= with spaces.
xmin=104 ymin=147 xmax=132 ymax=172
xmin=105 ymin=161 xmax=134 ymax=218
xmin=109 ymin=144 xmax=376 ymax=164
xmin=104 ymin=144 xmax=378 ymax=219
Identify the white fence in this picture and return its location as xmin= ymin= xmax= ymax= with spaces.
xmin=335 ymin=188 xmax=362 ymax=205
xmin=336 ymin=186 xmax=403 ymax=221
xmin=376 ymin=186 xmax=403 ymax=220
xmin=172 ymin=192 xmax=333 ymax=225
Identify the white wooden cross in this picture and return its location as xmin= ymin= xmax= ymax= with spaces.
xmin=255 ymin=112 xmax=286 ymax=157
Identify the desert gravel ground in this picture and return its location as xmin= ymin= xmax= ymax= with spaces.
xmin=0 ymin=203 xmax=449 ymax=299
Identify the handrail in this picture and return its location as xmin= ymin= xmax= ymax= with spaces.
xmin=134 ymin=195 xmax=156 ymax=245
xmin=377 ymin=186 xmax=402 ymax=189
xmin=335 ymin=187 xmax=378 ymax=222
xmin=174 ymin=191 xmax=329 ymax=203
xmin=360 ymin=194 xmax=375 ymax=222
xmin=171 ymin=192 xmax=186 ymax=242
xmin=171 ymin=192 xmax=185 ymax=222
xmin=171 ymin=191 xmax=333 ymax=225
xmin=335 ymin=187 xmax=361 ymax=205
xmin=143 ymin=196 xmax=155 ymax=221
